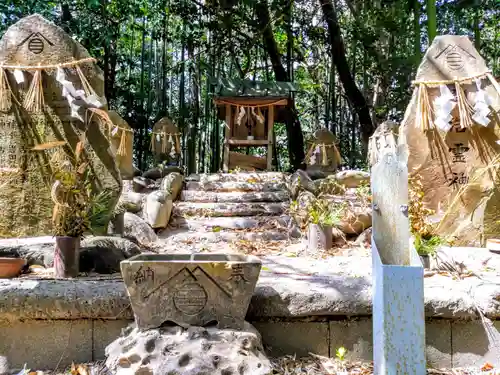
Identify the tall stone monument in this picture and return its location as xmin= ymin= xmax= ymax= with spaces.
xmin=0 ymin=14 xmax=122 ymax=236
xmin=399 ymin=35 xmax=500 ymax=246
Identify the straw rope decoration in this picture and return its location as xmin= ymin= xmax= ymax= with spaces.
xmin=0 ymin=68 xmax=12 ymax=112
xmin=304 ymin=142 xmax=342 ymax=166
xmin=23 ymin=69 xmax=44 ymax=112
xmin=412 ymin=70 xmax=499 ymax=133
xmin=150 ymin=131 xmax=181 ymax=155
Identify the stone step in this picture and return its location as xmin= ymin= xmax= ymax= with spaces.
xmin=186 ymin=172 xmax=287 ymax=183
xmin=180 ymin=190 xmax=290 ymax=203
xmin=173 ymin=202 xmax=288 ymax=217
xmin=168 ymin=215 xmax=292 ymax=230
xmin=158 ymin=229 xmax=290 ymax=244
xmin=185 ymin=181 xmax=287 ymax=192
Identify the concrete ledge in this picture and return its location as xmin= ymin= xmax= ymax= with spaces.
xmin=2 ymin=318 xmax=499 ymax=370
xmin=1 ymin=255 xmax=500 ymax=321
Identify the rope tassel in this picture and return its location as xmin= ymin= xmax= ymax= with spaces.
xmin=0 ymin=68 xmax=12 ymax=112
xmin=454 ymin=81 xmax=474 ymax=130
xmin=117 ymin=129 xmax=132 ymax=157
xmin=415 ymin=84 xmax=433 ymax=132
xmin=23 ymin=70 xmax=44 ymax=112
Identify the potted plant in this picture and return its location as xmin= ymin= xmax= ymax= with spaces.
xmin=409 ymin=175 xmax=447 ymax=268
xmin=50 ymin=141 xmax=115 ymax=278
xmin=306 ymin=198 xmax=344 ymax=250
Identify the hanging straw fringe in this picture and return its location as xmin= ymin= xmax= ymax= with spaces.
xmin=117 ymin=129 xmax=133 ymax=157
xmin=0 ymin=68 xmax=12 ymax=112
xmin=321 ymin=144 xmax=328 ymax=166
xmin=304 ymin=142 xmax=342 ymax=166
xmin=75 ymin=64 xmax=97 ymax=97
xmin=415 ymin=84 xmax=434 ymax=132
xmin=150 ymin=131 xmax=181 ymax=154
xmin=454 ymin=82 xmax=474 ymax=129
xmin=23 ymin=70 xmax=44 ymax=112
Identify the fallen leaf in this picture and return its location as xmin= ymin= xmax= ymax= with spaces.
xmin=481 ymin=362 xmax=494 ymax=371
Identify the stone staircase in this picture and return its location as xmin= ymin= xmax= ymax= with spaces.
xmin=158 ymin=172 xmax=296 ymax=252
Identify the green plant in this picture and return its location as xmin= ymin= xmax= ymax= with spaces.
xmin=307 ymin=198 xmax=345 ymax=226
xmin=336 ymin=346 xmax=347 ymax=361
xmin=51 ymin=141 xmax=115 ymax=238
xmin=409 ymin=175 xmax=447 ymax=256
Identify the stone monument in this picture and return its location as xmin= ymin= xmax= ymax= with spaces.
xmin=0 ymin=14 xmax=122 ymax=237
xmin=399 ymin=35 xmax=500 ymax=246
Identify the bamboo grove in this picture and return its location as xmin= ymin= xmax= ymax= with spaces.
xmin=0 ymin=0 xmax=498 ymax=173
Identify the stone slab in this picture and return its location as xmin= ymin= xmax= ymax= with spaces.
xmin=158 ymin=229 xmax=289 ymax=243
xmin=173 ymin=202 xmax=288 ymax=217
xmin=185 ymin=172 xmax=287 ymax=183
xmin=0 ymin=253 xmax=500 ymax=322
xmin=93 ymin=319 xmax=132 ymax=361
xmin=185 ymin=181 xmax=287 ymax=192
xmin=451 ymin=320 xmax=500 ymax=367
xmin=0 ymin=320 xmax=92 ymax=370
xmin=180 ymin=190 xmax=290 ymax=203
xmin=253 ymin=322 xmax=329 ymax=357
xmin=168 ymin=215 xmax=292 ymax=230
xmin=328 ymin=319 xmax=452 ymax=367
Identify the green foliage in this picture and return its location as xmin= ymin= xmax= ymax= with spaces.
xmin=414 ymin=233 xmax=445 ymax=256
xmin=307 ymin=198 xmax=345 ymax=226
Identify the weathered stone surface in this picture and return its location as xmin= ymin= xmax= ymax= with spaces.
xmin=173 ymin=202 xmax=288 ymax=217
xmin=180 ymin=190 xmax=290 ymax=203
xmin=123 ymin=212 xmax=159 ymax=246
xmin=120 ymin=253 xmax=262 ymax=330
xmin=1 ymin=253 xmax=499 ymax=322
xmin=158 ymin=229 xmax=289 ymax=244
xmin=186 ymin=172 xmax=287 ymax=183
xmin=143 ymin=191 xmax=173 ymax=229
xmin=160 ymin=172 xmax=184 ymax=200
xmin=133 ymin=177 xmax=156 ymax=193
xmin=105 ymin=322 xmax=271 ymax=375
xmin=0 ymin=235 xmax=140 ymax=272
xmin=78 ymin=236 xmax=141 ymax=273
xmin=168 ymin=216 xmax=293 ymax=231
xmin=338 ymin=207 xmax=372 ymax=235
xmin=0 ymin=15 xmax=122 ymax=237
xmin=335 ymin=170 xmax=370 ymax=188
xmin=289 ymin=169 xmax=317 ymax=199
xmin=119 ymin=191 xmax=145 ymax=213
xmin=142 ymin=166 xmax=183 ymax=180
xmin=185 ymin=181 xmax=287 ymax=192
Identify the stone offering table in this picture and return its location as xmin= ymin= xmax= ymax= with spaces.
xmin=120 ymin=253 xmax=262 ymax=330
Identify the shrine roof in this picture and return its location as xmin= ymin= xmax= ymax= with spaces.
xmin=211 ymin=78 xmax=300 ymax=98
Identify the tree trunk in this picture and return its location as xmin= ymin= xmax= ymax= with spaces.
xmin=412 ymin=0 xmax=421 ymax=65
xmin=426 ymin=0 xmax=437 ymax=44
xmin=255 ymin=0 xmax=305 ymax=171
xmin=187 ymin=41 xmax=200 ymax=174
xmin=318 ymin=0 xmax=374 ymax=149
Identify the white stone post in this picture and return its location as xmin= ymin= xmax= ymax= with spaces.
xmin=371 ymin=144 xmax=426 ymax=375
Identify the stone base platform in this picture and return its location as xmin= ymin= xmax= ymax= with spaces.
xmin=1 ymin=249 xmax=500 ymax=371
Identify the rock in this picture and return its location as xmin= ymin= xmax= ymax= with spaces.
xmin=0 ymin=355 xmax=8 ymax=375
xmin=335 ymin=170 xmax=370 ymax=188
xmin=143 ymin=191 xmax=173 ymax=229
xmin=142 ymin=166 xmax=183 ymax=180
xmin=289 ymin=170 xmax=317 ymax=199
xmin=186 ymin=181 xmax=287 ymax=192
xmin=338 ymin=207 xmax=372 ymax=235
xmin=169 ymin=216 xmax=292 ymax=231
xmin=173 ymin=202 xmax=287 ymax=217
xmin=0 ymin=15 xmax=122 ymax=237
xmin=315 ymin=177 xmax=347 ymax=195
xmin=180 ymin=190 xmax=290 ymax=203
xmin=78 ymin=236 xmax=141 ymax=273
xmin=0 ymin=237 xmax=54 ymax=267
xmin=354 ymin=227 xmax=372 ymax=248
xmin=119 ymin=191 xmax=145 ymax=213
xmin=187 ymin=172 xmax=286 ymax=183
xmin=160 ymin=172 xmax=184 ymax=200
xmin=123 ymin=212 xmax=159 ymax=246
xmin=105 ymin=322 xmax=271 ymax=375
xmin=133 ymin=177 xmax=156 ymax=193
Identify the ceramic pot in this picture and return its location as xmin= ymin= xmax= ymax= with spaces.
xmin=0 ymin=258 xmax=25 ymax=278
xmin=54 ymin=236 xmax=80 ymax=278
xmin=307 ymin=223 xmax=333 ymax=250
xmin=419 ymin=254 xmax=430 ymax=269
xmin=486 ymin=239 xmax=500 ymax=254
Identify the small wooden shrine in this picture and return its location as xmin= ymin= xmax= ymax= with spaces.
xmin=213 ymin=78 xmax=299 ymax=172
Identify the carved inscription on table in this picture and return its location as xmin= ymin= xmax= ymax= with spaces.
xmin=228 ymin=264 xmax=248 ymax=283
xmin=173 ymin=281 xmax=208 ymax=315
xmin=132 ymin=266 xmax=154 ymax=285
